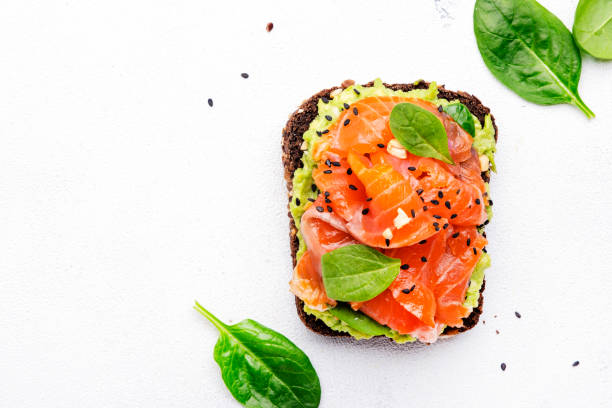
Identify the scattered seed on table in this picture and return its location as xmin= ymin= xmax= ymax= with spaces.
xmin=266 ymin=22 xmax=274 ymax=32
xmin=495 ymin=330 xmax=500 ymax=335
xmin=515 ymin=311 xmax=522 ymax=319
xmin=241 ymin=73 xmax=249 ymax=78
xmin=207 ymin=98 xmax=213 ymax=107
xmin=572 ymin=361 xmax=580 ymax=367
xmin=500 ymin=363 xmax=507 ymax=371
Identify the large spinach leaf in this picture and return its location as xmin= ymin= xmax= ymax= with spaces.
xmin=474 ymin=0 xmax=595 ymax=118
xmin=573 ymin=0 xmax=612 ymax=60
xmin=194 ymin=302 xmax=321 ymax=408
xmin=321 ymin=244 xmax=400 ymax=302
xmin=389 ymin=103 xmax=454 ymax=164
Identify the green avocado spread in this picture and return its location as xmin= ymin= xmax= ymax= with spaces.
xmin=290 ymin=79 xmax=496 ymax=341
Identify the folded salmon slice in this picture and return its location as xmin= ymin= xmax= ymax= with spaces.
xmin=290 ymin=95 xmax=489 ymax=342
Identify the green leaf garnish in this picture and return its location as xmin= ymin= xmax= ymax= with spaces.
xmin=321 ymin=244 xmax=401 ymax=302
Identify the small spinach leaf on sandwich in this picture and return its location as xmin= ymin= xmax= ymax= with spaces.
xmin=474 ymin=0 xmax=594 ymax=118
xmin=443 ymin=102 xmax=476 ymax=137
xmin=389 ymin=103 xmax=454 ymax=164
xmin=194 ymin=302 xmax=321 ymax=408
xmin=573 ymin=0 xmax=612 ymax=60
xmin=328 ymin=303 xmax=395 ymax=337
xmin=321 ymin=244 xmax=400 ymax=302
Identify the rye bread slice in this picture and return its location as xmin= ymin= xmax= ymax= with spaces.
xmin=282 ymin=81 xmax=497 ymax=340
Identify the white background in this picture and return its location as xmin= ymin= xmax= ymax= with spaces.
xmin=1 ymin=0 xmax=611 ymax=407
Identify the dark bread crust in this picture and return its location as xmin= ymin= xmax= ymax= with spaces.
xmin=282 ymin=81 xmax=497 ymax=340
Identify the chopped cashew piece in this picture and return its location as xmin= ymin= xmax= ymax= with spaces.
xmin=393 ymin=208 xmax=411 ymax=229
xmin=382 ymin=228 xmax=394 ymax=240
xmin=479 ymin=154 xmax=490 ymax=172
xmin=387 ymin=139 xmax=408 ymax=159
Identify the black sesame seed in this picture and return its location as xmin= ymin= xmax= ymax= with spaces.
xmin=433 ymin=215 xmax=442 ymax=219
xmin=354 ymin=88 xmax=360 ymax=95
xmin=452 ymin=232 xmax=460 ymax=238
xmin=324 ymin=191 xmax=330 ymax=197
xmin=316 ymin=206 xmax=324 ymax=212
xmin=325 ymin=159 xmax=331 ymax=167
xmin=437 ymin=105 xmax=443 ymax=112
xmin=362 ymin=208 xmax=369 ymax=215
xmin=321 ymin=129 xmax=329 ymax=134
xmin=423 ymin=205 xmax=428 ymax=211
xmin=473 ymin=247 xmax=477 ymax=255
xmin=377 ymin=143 xmax=385 ymax=148
xmin=418 ymin=240 xmax=427 ymax=244
xmin=323 ymin=169 xmax=332 ymax=174
xmin=348 ymin=184 xmax=358 ymax=190
xmin=433 ymin=222 xmax=439 ymax=228
xmin=445 ymin=201 xmax=451 ymax=209
xmin=416 ymin=189 xmax=424 ymax=195
xmin=295 ymin=198 xmax=301 ymax=206
xmin=316 ymin=130 xmax=322 ymax=136
xmin=515 ymin=311 xmax=521 ymax=319
xmin=401 ymin=264 xmax=410 ymax=270
xmin=325 ymin=198 xmax=331 ymax=203
xmin=311 ymin=184 xmax=317 ymax=192
xmin=475 ymin=198 xmax=481 ymax=205
xmin=347 ymin=168 xmax=353 ymax=175
xmin=343 ymin=103 xmax=350 ymax=109
xmin=331 ymin=161 xmax=341 ymax=167
xmin=353 ymin=107 xmax=358 ymax=115
xmin=443 ymin=223 xmax=449 ymax=229
xmin=410 ymin=209 xmax=416 ymax=218
xmin=484 ymin=219 xmax=490 ymax=225
xmin=308 ymin=198 xmax=315 ymax=202
xmin=438 ymin=191 xmax=443 ymax=199
xmin=431 ymin=200 xmax=440 ymax=205
xmin=456 ymin=189 xmax=461 ymax=195
xmin=325 ymin=115 xmax=332 ymax=121
xmin=450 ymin=214 xmax=457 ymax=219
xmin=467 ymin=238 xmax=471 ymax=246
xmin=482 ymin=247 xmax=487 ymax=253
xmin=322 ymin=97 xmax=330 ymax=104
xmin=385 ymin=238 xmax=390 ymax=247
xmin=488 ymin=199 xmax=493 ymax=206
xmin=344 ymin=119 xmax=350 ymax=126
xmin=241 ymin=73 xmax=249 ymax=78
xmin=402 ymin=285 xmax=416 ymax=294
xmin=327 ymin=206 xmax=333 ymax=212
xmin=572 ymin=361 xmax=580 ymax=367
xmin=207 ymin=98 xmax=213 ymax=107
xmin=501 ymin=363 xmax=507 ymax=371
xmin=366 ymin=197 xmax=372 ymax=202
xmin=408 ymin=166 xmax=417 ymax=171
xmin=421 ymin=256 xmax=427 ymax=262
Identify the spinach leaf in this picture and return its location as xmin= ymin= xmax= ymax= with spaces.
xmin=328 ymin=303 xmax=392 ymax=336
xmin=573 ymin=0 xmax=612 ymax=60
xmin=443 ymin=102 xmax=476 ymax=137
xmin=389 ymin=103 xmax=454 ymax=164
xmin=194 ymin=302 xmax=321 ymax=408
xmin=321 ymin=244 xmax=400 ymax=302
xmin=474 ymin=0 xmax=595 ymax=118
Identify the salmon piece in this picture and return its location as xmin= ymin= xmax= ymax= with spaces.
xmin=351 ymin=290 xmax=442 ymax=343
xmin=313 ymin=96 xmax=474 ymax=163
xmin=289 ymin=250 xmax=336 ymax=312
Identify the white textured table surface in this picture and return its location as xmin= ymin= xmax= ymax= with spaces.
xmin=1 ymin=1 xmax=611 ymax=407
